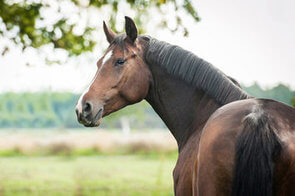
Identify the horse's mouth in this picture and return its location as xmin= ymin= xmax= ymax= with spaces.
xmin=78 ymin=107 xmax=103 ymax=127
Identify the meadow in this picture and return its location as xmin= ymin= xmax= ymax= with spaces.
xmin=0 ymin=156 xmax=175 ymax=196
xmin=0 ymin=130 xmax=177 ymax=196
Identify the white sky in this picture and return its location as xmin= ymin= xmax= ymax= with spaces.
xmin=0 ymin=0 xmax=294 ymax=93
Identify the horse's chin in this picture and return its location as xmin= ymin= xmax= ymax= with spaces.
xmin=81 ymin=113 xmax=102 ymax=127
xmin=84 ymin=107 xmax=103 ymax=127
xmin=83 ymin=118 xmax=102 ymax=127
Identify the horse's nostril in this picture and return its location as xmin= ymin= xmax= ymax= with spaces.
xmin=83 ymin=101 xmax=92 ymax=116
xmin=75 ymin=108 xmax=83 ymax=122
xmin=75 ymin=108 xmax=79 ymax=116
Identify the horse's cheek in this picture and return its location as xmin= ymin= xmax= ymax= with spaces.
xmin=122 ymin=71 xmax=150 ymax=103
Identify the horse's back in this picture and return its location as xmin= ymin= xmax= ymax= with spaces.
xmin=196 ymin=98 xmax=295 ymax=196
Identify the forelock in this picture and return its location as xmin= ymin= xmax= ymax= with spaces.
xmin=111 ymin=34 xmax=126 ymax=51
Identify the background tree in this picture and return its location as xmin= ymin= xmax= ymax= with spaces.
xmin=0 ymin=0 xmax=199 ymax=58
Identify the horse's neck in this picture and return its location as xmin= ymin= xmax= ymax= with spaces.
xmin=145 ymin=65 xmax=221 ymax=150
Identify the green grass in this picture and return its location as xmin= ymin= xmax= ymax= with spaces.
xmin=0 ymin=156 xmax=176 ymax=196
xmin=0 ymin=148 xmax=178 ymax=158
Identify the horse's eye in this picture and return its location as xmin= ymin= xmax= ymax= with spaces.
xmin=115 ymin=59 xmax=125 ymax=66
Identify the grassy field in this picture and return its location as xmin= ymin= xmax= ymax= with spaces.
xmin=0 ymin=130 xmax=177 ymax=195
xmin=0 ymin=156 xmax=176 ymax=196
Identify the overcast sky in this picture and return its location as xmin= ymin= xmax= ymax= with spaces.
xmin=0 ymin=0 xmax=294 ymax=92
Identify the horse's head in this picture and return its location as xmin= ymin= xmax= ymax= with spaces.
xmin=75 ymin=17 xmax=151 ymax=127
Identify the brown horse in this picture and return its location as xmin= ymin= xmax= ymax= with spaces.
xmin=75 ymin=17 xmax=295 ymax=196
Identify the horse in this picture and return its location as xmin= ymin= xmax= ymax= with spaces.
xmin=75 ymin=16 xmax=295 ymax=196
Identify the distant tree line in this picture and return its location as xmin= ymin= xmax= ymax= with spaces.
xmin=242 ymin=83 xmax=295 ymax=105
xmin=0 ymin=92 xmax=78 ymax=128
xmin=0 ymin=92 xmax=164 ymax=129
xmin=0 ymin=83 xmax=294 ymax=129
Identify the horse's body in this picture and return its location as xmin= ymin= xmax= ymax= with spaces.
xmin=75 ymin=17 xmax=295 ymax=195
xmin=197 ymin=98 xmax=295 ymax=196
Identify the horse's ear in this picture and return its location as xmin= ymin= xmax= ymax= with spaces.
xmin=103 ymin=21 xmax=116 ymax=44
xmin=125 ymin=16 xmax=138 ymax=43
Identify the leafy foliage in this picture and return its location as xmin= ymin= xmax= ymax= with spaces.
xmin=0 ymin=0 xmax=200 ymax=57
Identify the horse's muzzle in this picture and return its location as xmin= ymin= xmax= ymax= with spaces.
xmin=75 ymin=101 xmax=103 ymax=127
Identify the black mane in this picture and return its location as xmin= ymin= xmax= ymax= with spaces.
xmin=144 ymin=37 xmax=250 ymax=105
